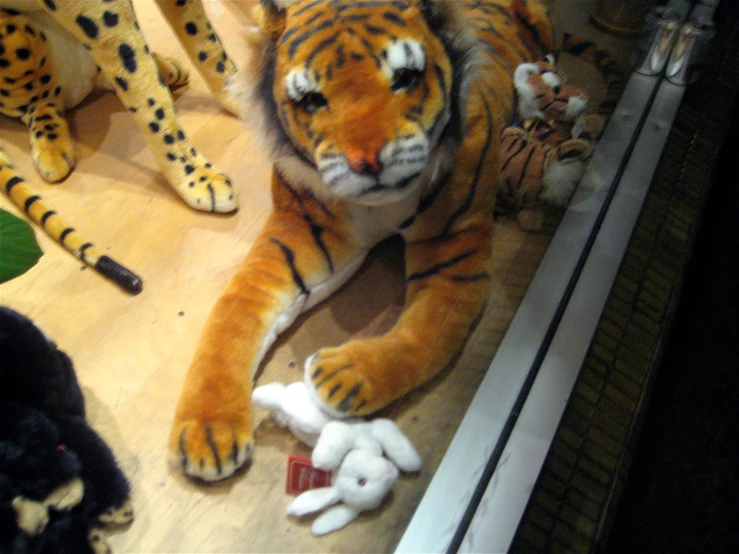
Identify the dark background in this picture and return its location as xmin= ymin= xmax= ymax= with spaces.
xmin=605 ymin=81 xmax=739 ymax=553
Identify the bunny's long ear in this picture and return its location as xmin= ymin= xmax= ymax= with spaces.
xmin=252 ymin=382 xmax=287 ymax=410
xmin=371 ymin=420 xmax=423 ymax=473
xmin=287 ymin=487 xmax=341 ymax=517
xmin=311 ymin=504 xmax=361 ymax=536
xmin=312 ymin=422 xmax=356 ymax=471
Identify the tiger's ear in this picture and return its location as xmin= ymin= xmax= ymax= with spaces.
xmin=253 ymin=0 xmax=290 ymax=42
xmin=417 ymin=0 xmax=465 ymax=34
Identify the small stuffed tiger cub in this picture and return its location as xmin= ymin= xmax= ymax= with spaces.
xmin=498 ymin=34 xmax=625 ymax=231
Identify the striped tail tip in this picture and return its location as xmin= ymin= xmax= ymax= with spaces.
xmin=95 ymin=256 xmax=144 ymax=295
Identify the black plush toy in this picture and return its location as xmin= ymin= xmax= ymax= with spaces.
xmin=0 ymin=307 xmax=133 ymax=554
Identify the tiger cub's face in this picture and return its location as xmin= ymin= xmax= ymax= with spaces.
xmin=253 ymin=0 xmax=463 ymax=206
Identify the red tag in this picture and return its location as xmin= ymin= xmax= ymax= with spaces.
xmin=286 ymin=455 xmax=333 ymax=495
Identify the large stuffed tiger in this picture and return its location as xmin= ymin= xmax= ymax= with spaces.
xmin=170 ymin=0 xmax=558 ymax=481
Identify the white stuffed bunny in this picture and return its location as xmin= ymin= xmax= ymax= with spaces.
xmin=252 ymin=381 xmax=337 ymax=447
xmin=312 ymin=419 xmax=422 ymax=473
xmin=286 ymin=449 xmax=399 ymax=535
xmin=253 ymin=382 xmax=422 ymax=470
xmin=253 ymin=381 xmax=422 ymax=535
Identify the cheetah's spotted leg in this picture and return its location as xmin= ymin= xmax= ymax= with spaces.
xmin=0 ymin=13 xmax=74 ymax=182
xmin=154 ymin=0 xmax=240 ymax=116
xmin=170 ymin=182 xmax=365 ymax=480
xmin=38 ymin=0 xmax=237 ymax=212
xmin=21 ymin=101 xmax=74 ymax=183
xmin=95 ymin=53 xmax=189 ymax=91
xmin=306 ymin=225 xmax=493 ymax=417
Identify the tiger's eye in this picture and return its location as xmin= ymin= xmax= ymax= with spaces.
xmin=298 ymin=91 xmax=328 ymax=113
xmin=392 ymin=68 xmax=423 ymax=92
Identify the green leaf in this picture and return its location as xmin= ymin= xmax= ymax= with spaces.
xmin=0 ymin=208 xmax=44 ymax=283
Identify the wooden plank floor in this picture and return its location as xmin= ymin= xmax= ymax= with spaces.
xmin=0 ymin=2 xmax=625 ymax=551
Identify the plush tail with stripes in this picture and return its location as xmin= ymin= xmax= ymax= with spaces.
xmin=561 ymin=33 xmax=627 ymax=120
xmin=1 ymin=146 xmax=142 ymax=294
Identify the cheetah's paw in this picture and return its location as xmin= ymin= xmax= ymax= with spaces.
xmin=175 ymin=164 xmax=238 ymax=213
xmin=32 ymin=143 xmax=74 ymax=183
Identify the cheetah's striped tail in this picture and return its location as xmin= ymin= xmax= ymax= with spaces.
xmin=561 ymin=33 xmax=627 ymax=120
xmin=1 ymin=148 xmax=143 ymax=294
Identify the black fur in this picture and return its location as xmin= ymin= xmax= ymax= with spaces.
xmin=438 ymin=30 xmax=478 ymax=147
xmin=256 ymin=40 xmax=294 ymax=159
xmin=419 ymin=0 xmax=447 ymax=33
xmin=0 ymin=307 xmax=131 ymax=553
xmin=260 ymin=0 xmax=286 ymax=15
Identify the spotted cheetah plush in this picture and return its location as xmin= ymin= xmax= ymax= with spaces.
xmin=0 ymin=0 xmax=239 ymax=213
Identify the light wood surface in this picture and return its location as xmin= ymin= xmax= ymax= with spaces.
xmin=0 ymin=2 xmax=620 ymax=551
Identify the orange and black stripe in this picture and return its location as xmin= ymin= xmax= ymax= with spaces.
xmin=562 ymin=32 xmax=626 ymax=117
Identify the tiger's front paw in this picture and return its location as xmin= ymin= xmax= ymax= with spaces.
xmin=174 ymin=164 xmax=238 ymax=213
xmin=305 ymin=347 xmax=382 ymax=417
xmin=169 ymin=415 xmax=253 ymax=481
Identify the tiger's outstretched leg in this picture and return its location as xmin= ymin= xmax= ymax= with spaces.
xmin=169 ymin=178 xmax=366 ymax=480
xmin=153 ymin=0 xmax=240 ymax=116
xmin=0 ymin=142 xmax=143 ymax=293
xmin=38 ymin=0 xmax=237 ymax=213
xmin=306 ymin=223 xmax=493 ymax=416
xmin=304 ymin=87 xmax=500 ymax=416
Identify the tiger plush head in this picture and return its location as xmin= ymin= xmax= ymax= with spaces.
xmin=514 ymin=56 xmax=588 ymax=122
xmin=231 ymin=0 xmax=478 ymax=206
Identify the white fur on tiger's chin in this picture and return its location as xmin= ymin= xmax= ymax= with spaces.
xmin=566 ymin=95 xmax=588 ymax=120
xmin=542 ymin=159 xmax=585 ymax=206
xmin=316 ymin=136 xmax=430 ymax=204
xmin=513 ymin=63 xmax=544 ymax=119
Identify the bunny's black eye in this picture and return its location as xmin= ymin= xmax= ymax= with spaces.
xmin=392 ymin=68 xmax=423 ymax=92
xmin=357 ymin=478 xmax=367 ymax=487
xmin=298 ymin=92 xmax=328 ymax=114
